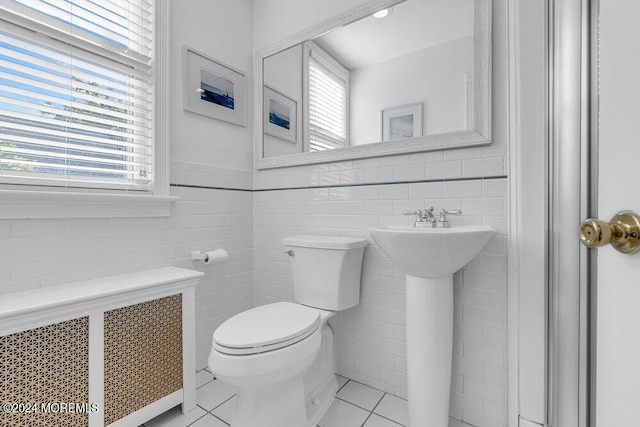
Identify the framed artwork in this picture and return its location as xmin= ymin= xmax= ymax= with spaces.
xmin=381 ymin=102 xmax=423 ymax=142
xmin=182 ymin=45 xmax=247 ymax=126
xmin=263 ymin=85 xmax=298 ymax=143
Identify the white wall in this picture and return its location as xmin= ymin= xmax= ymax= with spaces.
xmin=252 ymin=1 xmax=510 ymax=426
xmin=253 ymin=168 xmax=509 ymax=427
xmin=351 ymin=36 xmax=473 ymax=145
xmin=0 ymin=169 xmax=253 ymax=369
xmin=597 ymin=0 xmax=640 ymax=424
xmin=171 ymin=0 xmax=254 ymax=172
xmin=0 ymin=0 xmax=256 ymax=369
xmin=514 ymin=0 xmax=547 ymax=424
xmin=253 ymin=0 xmax=373 ymax=51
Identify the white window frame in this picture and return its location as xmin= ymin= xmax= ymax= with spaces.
xmin=303 ymin=41 xmax=350 ymax=153
xmin=0 ymin=0 xmax=175 ymax=219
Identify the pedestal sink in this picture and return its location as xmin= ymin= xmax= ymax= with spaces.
xmin=368 ymin=226 xmax=494 ymax=427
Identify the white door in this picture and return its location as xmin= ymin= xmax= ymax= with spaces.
xmin=594 ymin=0 xmax=640 ymax=424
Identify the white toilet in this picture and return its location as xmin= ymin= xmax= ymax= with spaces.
xmin=208 ymin=235 xmax=368 ymax=427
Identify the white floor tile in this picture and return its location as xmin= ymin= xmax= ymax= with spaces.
xmin=318 ymin=398 xmax=370 ymax=427
xmin=144 ymin=405 xmax=207 ymax=427
xmin=210 ymin=395 xmax=236 ymax=424
xmin=146 ymin=374 xmax=474 ymax=427
xmin=363 ymin=414 xmax=403 ymax=427
xmin=196 ymin=379 xmax=237 ymax=411
xmin=196 ymin=369 xmax=214 ymax=388
xmin=373 ymin=394 xmax=408 ymax=426
xmin=189 ymin=413 xmax=228 ymax=427
xmin=336 ymin=381 xmax=385 ymax=411
xmin=336 ymin=375 xmax=349 ymax=390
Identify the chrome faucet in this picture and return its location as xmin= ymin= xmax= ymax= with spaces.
xmin=403 ymin=207 xmax=436 ymax=227
xmin=403 ymin=207 xmax=463 ymax=228
xmin=437 ymin=209 xmax=462 ymax=228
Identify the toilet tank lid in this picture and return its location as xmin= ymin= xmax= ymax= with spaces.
xmin=283 ymin=235 xmax=368 ymax=250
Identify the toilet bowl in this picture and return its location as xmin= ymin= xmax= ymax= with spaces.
xmin=209 ymin=302 xmax=336 ymax=427
xmin=208 ymin=235 xmax=368 ymax=427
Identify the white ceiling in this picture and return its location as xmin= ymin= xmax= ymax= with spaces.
xmin=314 ymin=0 xmax=474 ymax=70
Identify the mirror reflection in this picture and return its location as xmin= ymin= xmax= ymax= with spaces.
xmin=262 ymin=0 xmax=475 ymax=159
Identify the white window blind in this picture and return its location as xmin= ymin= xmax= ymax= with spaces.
xmin=0 ymin=0 xmax=155 ymax=192
xmin=307 ymin=46 xmax=349 ymax=152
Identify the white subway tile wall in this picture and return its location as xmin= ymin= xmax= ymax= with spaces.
xmin=253 ymin=146 xmax=506 ymax=190
xmin=253 ymin=150 xmax=508 ymax=427
xmin=0 ymin=162 xmax=254 ymax=369
xmin=0 ymin=147 xmax=508 ymax=427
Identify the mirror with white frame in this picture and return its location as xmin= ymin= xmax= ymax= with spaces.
xmin=255 ymin=0 xmax=491 ymax=169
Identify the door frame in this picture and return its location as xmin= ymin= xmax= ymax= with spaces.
xmin=547 ymin=0 xmax=593 ymax=425
xmin=509 ymin=0 xmax=593 ymax=425
xmin=587 ymin=1 xmax=598 ymax=425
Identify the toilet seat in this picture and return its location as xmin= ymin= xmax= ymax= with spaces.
xmin=213 ymin=302 xmax=321 ymax=355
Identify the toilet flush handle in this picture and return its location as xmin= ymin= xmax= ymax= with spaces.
xmin=284 ymin=250 xmax=294 ymax=256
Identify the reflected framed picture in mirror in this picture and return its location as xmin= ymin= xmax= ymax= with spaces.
xmin=182 ymin=45 xmax=247 ymax=126
xmin=263 ymin=85 xmax=298 ymax=143
xmin=381 ymin=102 xmax=423 ymax=142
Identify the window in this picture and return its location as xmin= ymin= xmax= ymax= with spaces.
xmin=0 ymin=0 xmax=158 ymax=193
xmin=305 ymin=42 xmax=349 ymax=152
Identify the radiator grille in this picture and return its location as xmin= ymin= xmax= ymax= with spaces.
xmin=0 ymin=317 xmax=90 ymax=427
xmin=104 ymin=294 xmax=183 ymax=424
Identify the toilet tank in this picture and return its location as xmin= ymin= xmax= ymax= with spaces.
xmin=283 ymin=235 xmax=368 ymax=311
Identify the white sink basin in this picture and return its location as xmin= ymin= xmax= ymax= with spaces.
xmin=367 ymin=225 xmax=494 ymax=427
xmin=369 ymin=226 xmax=495 ymax=278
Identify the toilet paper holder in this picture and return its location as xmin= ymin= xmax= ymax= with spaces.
xmin=191 ymin=251 xmax=210 ymax=262
xmin=190 ymin=249 xmax=228 ymax=265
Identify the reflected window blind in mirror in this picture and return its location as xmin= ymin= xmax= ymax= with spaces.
xmin=306 ymin=42 xmax=349 ymax=152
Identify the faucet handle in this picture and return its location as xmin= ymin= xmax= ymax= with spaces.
xmin=440 ymin=209 xmax=462 ymax=216
xmin=438 ymin=209 xmax=462 ymax=228
xmin=403 ymin=208 xmax=437 ymax=227
xmin=403 ymin=207 xmax=435 ymax=218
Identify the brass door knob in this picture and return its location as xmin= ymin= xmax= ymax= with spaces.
xmin=579 ymin=210 xmax=640 ymax=253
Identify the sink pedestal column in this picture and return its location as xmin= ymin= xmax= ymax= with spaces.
xmin=405 ymin=274 xmax=454 ymax=427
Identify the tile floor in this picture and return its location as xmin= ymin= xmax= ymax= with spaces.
xmin=142 ymin=370 xmax=473 ymax=427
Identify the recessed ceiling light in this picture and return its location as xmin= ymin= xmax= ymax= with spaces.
xmin=372 ymin=8 xmax=393 ymax=19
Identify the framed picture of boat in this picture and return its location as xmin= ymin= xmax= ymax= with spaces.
xmin=182 ymin=45 xmax=247 ymax=126
xmin=263 ymin=85 xmax=298 ymax=143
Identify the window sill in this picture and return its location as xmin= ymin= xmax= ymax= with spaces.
xmin=0 ymin=189 xmax=178 ymax=219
